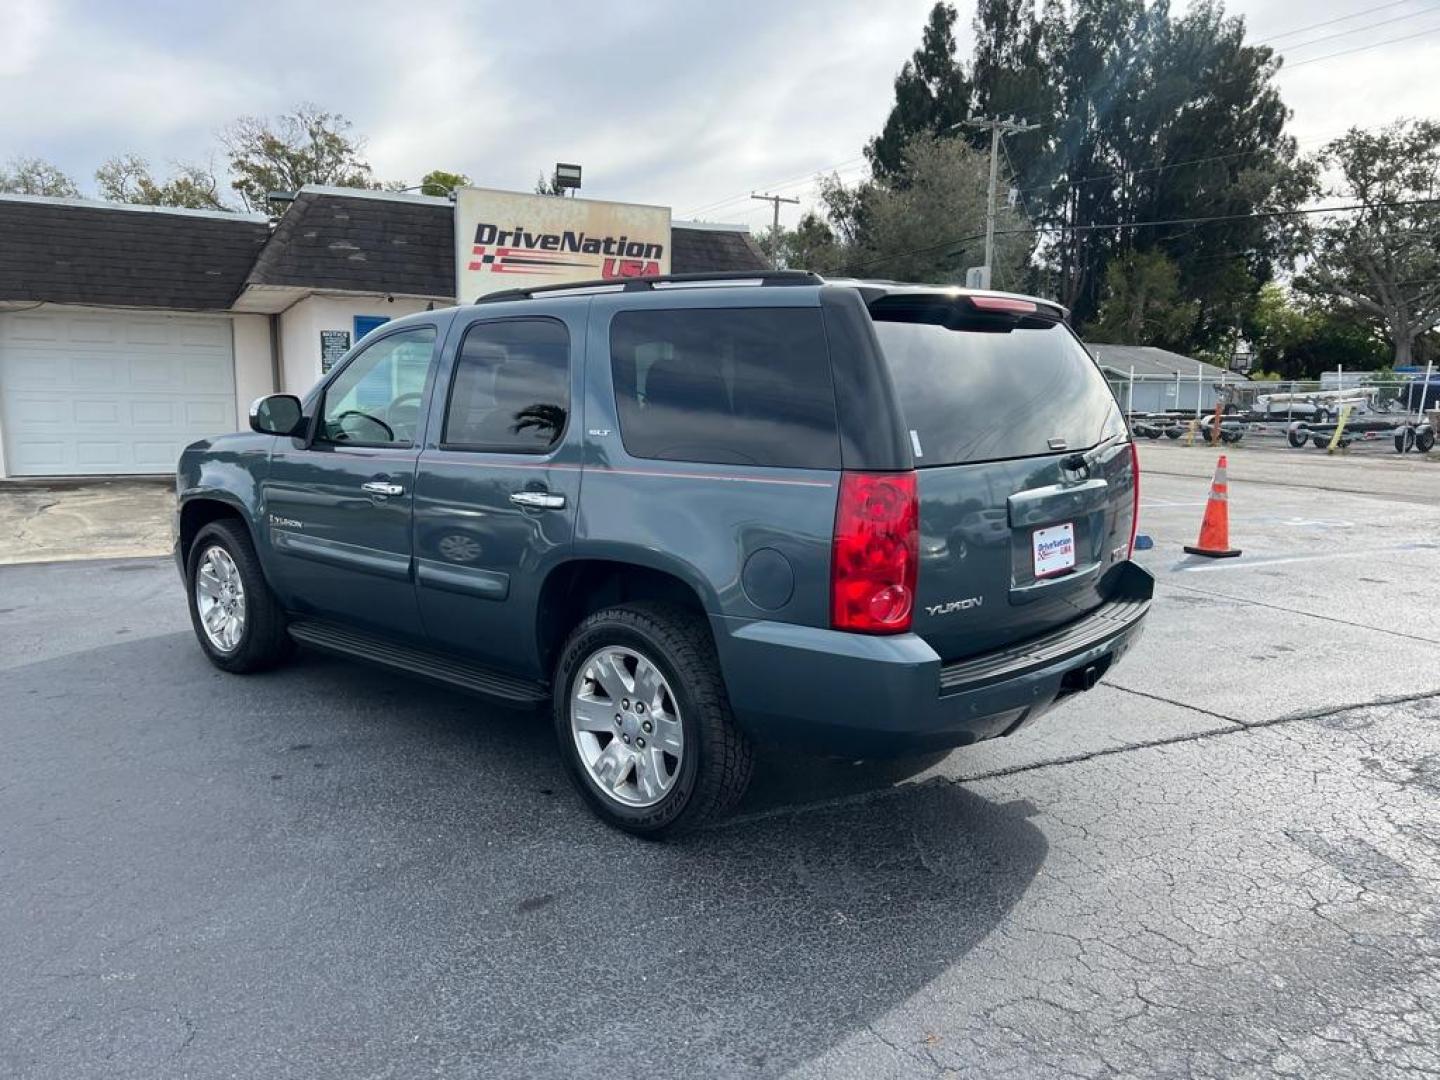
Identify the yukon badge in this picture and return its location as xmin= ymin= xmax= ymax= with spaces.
xmin=926 ymin=597 xmax=983 ymax=617
xmin=268 ymin=513 xmax=303 ymax=530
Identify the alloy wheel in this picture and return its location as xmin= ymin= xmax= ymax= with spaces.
xmin=194 ymin=545 xmax=246 ymax=653
xmin=570 ymin=646 xmax=685 ymax=808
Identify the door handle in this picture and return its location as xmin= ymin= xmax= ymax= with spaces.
xmin=362 ymin=481 xmax=404 ymax=497
xmin=509 ymin=491 xmax=566 ymax=510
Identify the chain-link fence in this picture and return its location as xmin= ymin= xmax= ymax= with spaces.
xmin=1103 ymin=369 xmax=1440 ymax=424
xmin=1102 ymin=367 xmax=1440 ymax=454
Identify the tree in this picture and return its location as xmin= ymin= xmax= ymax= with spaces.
xmin=222 ymin=105 xmax=376 ymax=213
xmin=967 ymin=0 xmax=1051 ymax=184
xmin=95 ymin=154 xmax=227 ymax=210
xmin=831 ymin=133 xmax=1030 ymax=287
xmin=0 ymin=156 xmax=80 ymax=197
xmin=1089 ymin=250 xmax=1198 ymax=349
xmin=953 ymin=0 xmax=1303 ymax=346
xmin=761 ymin=212 xmax=846 ymax=273
xmin=866 ymin=3 xmax=972 ymax=182
xmin=418 ymin=170 xmax=469 ymax=197
xmin=535 ymin=171 xmax=565 ymax=196
xmin=1296 ymin=121 xmax=1440 ymax=367
xmin=1246 ymin=283 xmax=1388 ymax=379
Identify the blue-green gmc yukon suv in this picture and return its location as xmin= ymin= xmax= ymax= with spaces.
xmin=175 ymin=272 xmax=1152 ymax=837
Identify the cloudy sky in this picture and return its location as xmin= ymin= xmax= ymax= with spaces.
xmin=3 ymin=0 xmax=1438 ymax=227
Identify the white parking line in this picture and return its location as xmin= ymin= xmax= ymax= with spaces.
xmin=1173 ymin=541 xmax=1440 ymax=572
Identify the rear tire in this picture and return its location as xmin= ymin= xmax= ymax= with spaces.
xmin=552 ymin=602 xmax=754 ymax=838
xmin=1288 ymin=426 xmax=1309 ymax=449
xmin=185 ymin=519 xmax=292 ymax=673
xmin=1418 ymin=427 xmax=1436 ymax=453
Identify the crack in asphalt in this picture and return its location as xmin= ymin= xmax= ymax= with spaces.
xmin=1103 ymin=683 xmax=1245 ymax=726
xmin=715 ymin=688 xmax=1440 ymax=828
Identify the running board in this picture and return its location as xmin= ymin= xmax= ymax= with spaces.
xmin=287 ymin=621 xmax=550 ymax=706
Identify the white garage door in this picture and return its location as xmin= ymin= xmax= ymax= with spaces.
xmin=0 ymin=309 xmax=236 ymax=476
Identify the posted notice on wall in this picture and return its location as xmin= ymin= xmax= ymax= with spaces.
xmin=454 ymin=187 xmax=671 ymax=301
xmin=320 ymin=330 xmax=350 ymax=374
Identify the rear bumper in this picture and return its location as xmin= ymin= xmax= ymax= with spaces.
xmin=714 ymin=562 xmax=1154 ymax=757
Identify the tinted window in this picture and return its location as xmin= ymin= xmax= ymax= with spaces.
xmin=870 ymin=298 xmax=1121 ymax=466
xmin=442 ymin=319 xmax=570 ymax=452
xmin=609 ymin=308 xmax=840 ymax=469
xmin=320 ymin=327 xmax=436 ymax=446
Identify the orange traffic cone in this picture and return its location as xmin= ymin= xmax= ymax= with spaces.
xmin=1184 ymin=455 xmax=1241 ymax=558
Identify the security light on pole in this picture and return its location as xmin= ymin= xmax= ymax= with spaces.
xmin=554 ymin=163 xmax=582 ymax=195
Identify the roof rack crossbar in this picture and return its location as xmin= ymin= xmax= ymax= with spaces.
xmin=474 ymin=269 xmax=823 ymax=304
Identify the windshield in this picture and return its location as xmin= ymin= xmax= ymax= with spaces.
xmin=869 ymin=297 xmax=1122 ymax=466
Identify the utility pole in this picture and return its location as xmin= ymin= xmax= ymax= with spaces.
xmin=957 ymin=115 xmax=1039 ymax=288
xmin=751 ymin=191 xmax=801 ymax=268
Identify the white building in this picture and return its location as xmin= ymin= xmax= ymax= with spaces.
xmin=0 ymin=187 xmax=768 ymax=478
xmin=1087 ymin=343 xmax=1247 ymax=415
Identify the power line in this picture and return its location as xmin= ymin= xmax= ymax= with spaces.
xmin=682 ymin=155 xmax=867 ymax=218
xmin=750 ymin=191 xmax=801 ymax=266
xmin=999 ymin=136 xmax=1034 ymax=218
xmin=845 ymin=198 xmax=1440 ymax=274
xmin=1269 ymin=3 xmax=1440 ymax=53
xmin=960 ymin=115 xmax=1041 ymax=287
xmin=1252 ymin=0 xmax=1436 ymax=44
xmin=691 ymin=7 xmax=1435 ymax=221
xmin=1015 ymin=124 xmax=1392 ymax=199
xmin=1280 ymin=20 xmax=1440 ymax=69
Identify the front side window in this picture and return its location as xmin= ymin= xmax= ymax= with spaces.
xmin=608 ymin=307 xmax=840 ymax=469
xmin=442 ymin=318 xmax=570 ymax=453
xmin=320 ymin=327 xmax=437 ymax=446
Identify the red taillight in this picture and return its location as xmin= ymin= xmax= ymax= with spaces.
xmin=1127 ymin=439 xmax=1141 ymax=558
xmin=831 ymin=471 xmax=919 ymax=634
xmin=969 ymin=295 xmax=1037 ymax=314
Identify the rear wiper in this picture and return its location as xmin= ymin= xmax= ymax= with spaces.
xmin=1060 ymin=432 xmax=1126 ymax=474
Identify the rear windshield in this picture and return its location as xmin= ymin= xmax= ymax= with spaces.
xmin=869 ymin=297 xmax=1120 ymax=466
xmin=609 ymin=307 xmax=840 ymax=470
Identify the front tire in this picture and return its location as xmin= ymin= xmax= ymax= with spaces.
xmin=552 ymin=602 xmax=754 ymax=838
xmin=186 ymin=519 xmax=292 ymax=673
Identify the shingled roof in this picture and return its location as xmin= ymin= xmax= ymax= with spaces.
xmin=0 ymin=188 xmax=770 ymax=313
xmin=246 ymin=188 xmax=454 ymax=297
xmin=0 ymin=195 xmax=270 ymax=310
xmin=245 ymin=187 xmax=769 ymax=297
xmin=671 ymin=222 xmax=772 ymax=273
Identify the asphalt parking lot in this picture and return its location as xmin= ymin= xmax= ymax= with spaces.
xmin=3 ymin=442 xmax=1439 ymax=1079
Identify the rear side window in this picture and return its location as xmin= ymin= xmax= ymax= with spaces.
xmin=869 ymin=297 xmax=1121 ymax=466
xmin=442 ymin=318 xmax=570 ymax=453
xmin=608 ymin=308 xmax=840 ymax=469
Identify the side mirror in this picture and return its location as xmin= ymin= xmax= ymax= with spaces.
xmin=249 ymin=394 xmax=304 ymax=436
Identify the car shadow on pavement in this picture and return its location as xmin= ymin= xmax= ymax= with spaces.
xmin=3 ymin=633 xmax=1049 ymax=1080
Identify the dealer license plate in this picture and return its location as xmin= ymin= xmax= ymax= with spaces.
xmin=1032 ymin=522 xmax=1076 ymax=578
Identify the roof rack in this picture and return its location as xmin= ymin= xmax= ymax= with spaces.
xmin=474 ymin=269 xmax=824 ymax=304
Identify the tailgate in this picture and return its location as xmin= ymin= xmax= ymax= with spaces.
xmin=912 ymin=442 xmax=1136 ymax=660
xmin=865 ymin=291 xmax=1137 ymax=661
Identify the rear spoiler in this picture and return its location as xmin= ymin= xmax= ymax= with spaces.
xmin=848 ymin=283 xmax=1068 ymax=323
